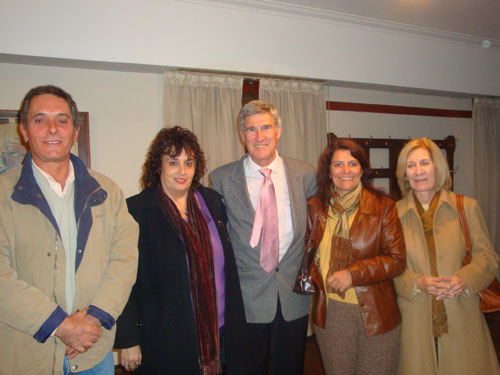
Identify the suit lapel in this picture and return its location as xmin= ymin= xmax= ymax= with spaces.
xmin=229 ymin=155 xmax=256 ymax=215
xmin=283 ymin=157 xmax=299 ymax=244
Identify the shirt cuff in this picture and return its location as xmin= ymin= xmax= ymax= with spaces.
xmin=411 ymin=283 xmax=421 ymax=299
xmin=464 ymin=285 xmax=472 ymax=297
xmin=33 ymin=306 xmax=68 ymax=343
xmin=87 ymin=305 xmax=115 ymax=330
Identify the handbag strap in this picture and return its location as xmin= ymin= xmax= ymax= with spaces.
xmin=456 ymin=194 xmax=472 ymax=258
xmin=306 ymin=204 xmax=320 ymax=251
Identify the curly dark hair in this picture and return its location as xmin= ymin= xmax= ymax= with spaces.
xmin=140 ymin=126 xmax=206 ymax=190
xmin=316 ymin=138 xmax=385 ymax=210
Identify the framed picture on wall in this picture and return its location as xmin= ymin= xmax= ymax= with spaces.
xmin=0 ymin=110 xmax=90 ymax=174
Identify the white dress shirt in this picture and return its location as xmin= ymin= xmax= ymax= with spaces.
xmin=244 ymin=152 xmax=293 ymax=261
xmin=33 ymin=159 xmax=77 ymax=328
xmin=32 ymin=160 xmax=75 ymax=198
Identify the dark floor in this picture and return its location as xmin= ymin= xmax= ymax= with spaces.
xmin=303 ymin=335 xmax=326 ymax=375
xmin=115 ymin=336 xmax=325 ymax=375
xmin=116 ymin=311 xmax=500 ymax=375
xmin=485 ymin=310 xmax=500 ymax=359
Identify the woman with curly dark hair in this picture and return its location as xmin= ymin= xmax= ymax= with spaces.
xmin=114 ymin=126 xmax=245 ymax=374
xmin=299 ymin=138 xmax=406 ymax=374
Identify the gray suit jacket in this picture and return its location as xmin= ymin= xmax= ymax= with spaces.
xmin=210 ymin=154 xmax=316 ymax=323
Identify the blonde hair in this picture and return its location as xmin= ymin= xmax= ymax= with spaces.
xmin=396 ymin=137 xmax=451 ymax=197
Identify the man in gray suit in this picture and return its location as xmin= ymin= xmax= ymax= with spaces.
xmin=210 ymin=100 xmax=316 ymax=375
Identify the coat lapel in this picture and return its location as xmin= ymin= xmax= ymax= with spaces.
xmin=398 ymin=190 xmax=456 ymax=223
xmin=137 ymin=186 xmax=181 ymax=242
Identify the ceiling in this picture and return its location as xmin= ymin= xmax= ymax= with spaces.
xmin=229 ymin=0 xmax=500 ymax=45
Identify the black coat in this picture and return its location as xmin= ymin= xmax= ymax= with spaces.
xmin=114 ymin=186 xmax=245 ymax=374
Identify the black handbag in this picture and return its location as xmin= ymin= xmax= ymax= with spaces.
xmin=293 ymin=206 xmax=320 ymax=295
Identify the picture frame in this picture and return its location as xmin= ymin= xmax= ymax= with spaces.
xmin=0 ymin=110 xmax=90 ymax=174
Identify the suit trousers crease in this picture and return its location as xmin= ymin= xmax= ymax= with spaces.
xmin=314 ymin=298 xmax=401 ymax=375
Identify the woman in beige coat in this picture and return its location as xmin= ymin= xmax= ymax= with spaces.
xmin=394 ymin=137 xmax=499 ymax=375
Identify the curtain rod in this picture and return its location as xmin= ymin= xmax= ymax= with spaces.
xmin=176 ymin=68 xmax=326 ymax=83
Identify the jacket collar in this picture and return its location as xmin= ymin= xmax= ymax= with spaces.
xmin=71 ymin=153 xmax=107 ymax=216
xmin=12 ymin=151 xmax=47 ymax=203
xmin=11 ymin=151 xmax=107 ymax=233
xmin=398 ymin=189 xmax=456 ymax=219
xmin=357 ymin=188 xmax=379 ymax=216
xmin=13 ymin=152 xmax=105 ymax=205
xmin=134 ymin=185 xmax=161 ymax=208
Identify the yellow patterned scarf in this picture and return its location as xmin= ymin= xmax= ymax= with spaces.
xmin=415 ymin=191 xmax=448 ymax=338
xmin=326 ymin=182 xmax=362 ymax=297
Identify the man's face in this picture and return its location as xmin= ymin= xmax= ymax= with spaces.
xmin=241 ymin=113 xmax=281 ymax=167
xmin=20 ymin=94 xmax=79 ymax=170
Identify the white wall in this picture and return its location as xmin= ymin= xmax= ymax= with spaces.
xmin=1 ymin=0 xmax=493 ymax=198
xmin=0 ymin=63 xmax=163 ymax=197
xmin=0 ymin=62 xmax=475 ymax=199
xmin=1 ymin=0 xmax=500 ymax=96
xmin=327 ymin=86 xmax=473 ymax=197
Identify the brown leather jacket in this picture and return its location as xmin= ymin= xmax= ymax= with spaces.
xmin=307 ymin=188 xmax=405 ymax=336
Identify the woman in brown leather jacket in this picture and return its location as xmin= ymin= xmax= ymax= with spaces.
xmin=306 ymin=139 xmax=406 ymax=375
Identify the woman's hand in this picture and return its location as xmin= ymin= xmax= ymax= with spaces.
xmin=417 ymin=275 xmax=467 ymax=300
xmin=416 ymin=275 xmax=446 ymax=297
xmin=120 ymin=345 xmax=142 ymax=372
xmin=327 ymin=269 xmax=353 ymax=293
xmin=435 ymin=275 xmax=467 ymax=300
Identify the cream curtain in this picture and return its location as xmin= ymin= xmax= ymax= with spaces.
xmin=472 ymin=98 xmax=500 ymax=273
xmin=259 ymin=78 xmax=327 ymax=168
xmin=163 ymin=71 xmax=244 ymax=184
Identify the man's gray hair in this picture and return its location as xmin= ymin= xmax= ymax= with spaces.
xmin=238 ymin=100 xmax=281 ymax=133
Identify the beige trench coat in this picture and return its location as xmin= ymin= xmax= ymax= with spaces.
xmin=395 ymin=189 xmax=499 ymax=375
